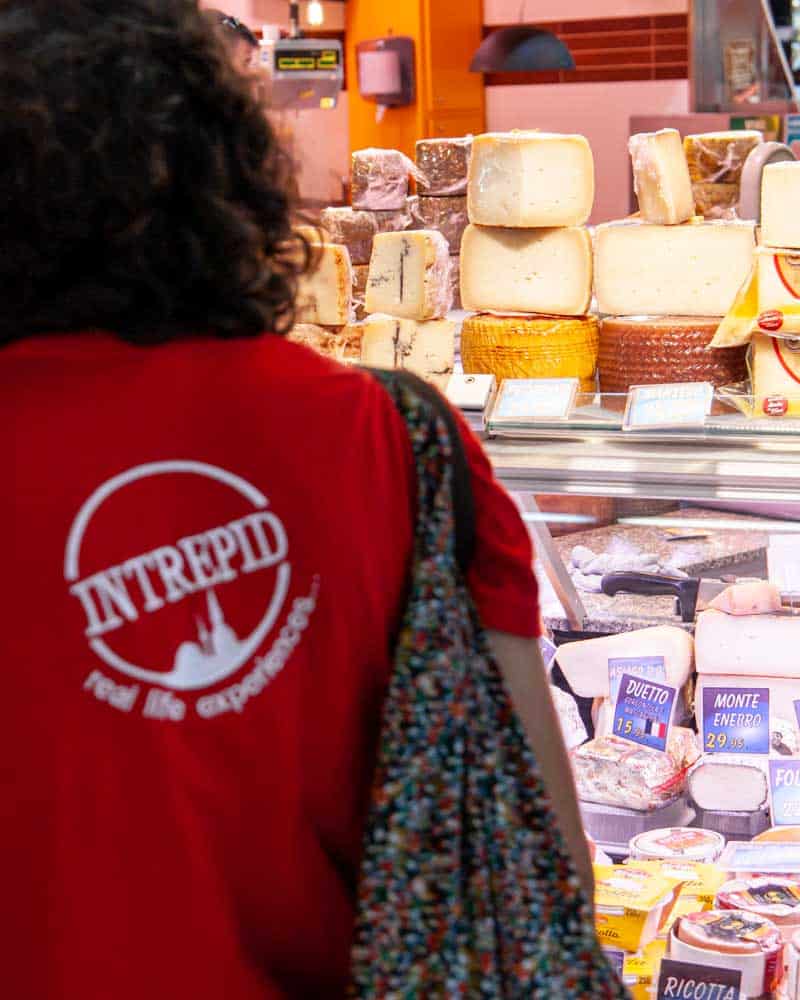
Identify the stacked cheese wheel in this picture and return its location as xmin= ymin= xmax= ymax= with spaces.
xmin=458 ymin=131 xmax=599 ymax=390
xmin=596 ymin=127 xmax=756 ymax=403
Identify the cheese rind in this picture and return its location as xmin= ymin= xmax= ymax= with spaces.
xmin=629 ymin=128 xmax=695 ymax=225
xmin=360 ymin=314 xmax=455 ymax=390
xmin=761 ymin=161 xmax=800 ymax=249
xmin=365 ymin=230 xmax=452 ymax=320
xmin=594 ymin=219 xmax=756 ymax=317
xmin=410 ymin=195 xmax=469 ymax=254
xmin=467 ymin=131 xmax=594 ymax=228
xmin=288 ymin=323 xmax=362 ymax=363
xmin=295 ymin=243 xmax=352 ymax=326
xmin=415 ymin=137 xmax=472 ymax=197
xmin=352 ymin=264 xmax=369 ymax=321
xmin=695 ymin=608 xmax=800 ymax=676
xmin=555 ymin=625 xmax=694 ymax=699
xmin=351 ymin=148 xmax=412 ymax=211
xmin=461 ymin=314 xmax=598 ymax=390
xmin=460 ymin=224 xmax=593 ymax=315
xmin=319 ymin=206 xmax=412 ymax=265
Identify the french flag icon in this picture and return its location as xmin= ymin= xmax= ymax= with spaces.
xmin=644 ymin=719 xmax=668 ymax=739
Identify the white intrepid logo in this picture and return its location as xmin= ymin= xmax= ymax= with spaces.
xmin=65 ymin=461 xmax=291 ymax=691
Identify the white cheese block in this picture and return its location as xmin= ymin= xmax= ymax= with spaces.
xmin=594 ymin=219 xmax=756 ymax=317
xmin=761 ymin=161 xmax=800 ymax=250
xmin=554 ymin=625 xmax=694 ymax=699
xmin=365 ymin=230 xmax=452 ymax=321
xmin=460 ymin=224 xmax=592 ymax=316
xmin=295 ymin=243 xmax=352 ymax=326
xmin=360 ymin=314 xmax=455 ymax=390
xmin=688 ymin=755 xmax=769 ymax=812
xmin=467 ymin=131 xmax=594 ymax=228
xmin=695 ymin=609 xmax=800 ymax=678
xmin=629 ymin=128 xmax=695 ymax=225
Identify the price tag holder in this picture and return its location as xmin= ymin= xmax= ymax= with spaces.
xmin=769 ymin=760 xmax=800 ymax=826
xmin=613 ymin=673 xmax=677 ymax=752
xmin=608 ymin=655 xmax=666 ymax=706
xmin=656 ymin=958 xmax=741 ymax=1000
xmin=623 ymin=382 xmax=714 ymax=431
xmin=487 ymin=377 xmax=579 ymax=428
xmin=702 ymin=687 xmax=770 ymax=755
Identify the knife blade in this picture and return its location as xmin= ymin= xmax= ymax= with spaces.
xmin=600 ymin=572 xmax=800 ymax=623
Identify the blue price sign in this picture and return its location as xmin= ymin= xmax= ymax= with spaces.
xmin=769 ymin=760 xmax=800 ymax=826
xmin=608 ymin=655 xmax=666 ymax=705
xmin=657 ymin=958 xmax=740 ymax=1000
xmin=613 ymin=673 xmax=677 ymax=752
xmin=702 ymin=687 xmax=770 ymax=755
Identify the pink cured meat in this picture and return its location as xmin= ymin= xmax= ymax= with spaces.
xmin=708 ymin=581 xmax=782 ymax=616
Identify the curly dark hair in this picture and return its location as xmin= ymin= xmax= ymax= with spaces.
xmin=0 ymin=0 xmax=309 ymax=343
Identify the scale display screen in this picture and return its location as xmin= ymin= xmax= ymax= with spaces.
xmin=274 ymin=47 xmax=341 ymax=73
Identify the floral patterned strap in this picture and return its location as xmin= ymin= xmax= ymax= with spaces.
xmin=349 ymin=370 xmax=629 ymax=999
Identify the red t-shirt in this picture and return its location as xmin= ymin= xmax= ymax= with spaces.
xmin=1 ymin=332 xmax=539 ymax=999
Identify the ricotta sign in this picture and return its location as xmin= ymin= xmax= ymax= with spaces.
xmin=656 ymin=958 xmax=741 ymax=1000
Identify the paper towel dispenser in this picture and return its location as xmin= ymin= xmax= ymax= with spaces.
xmin=356 ymin=36 xmax=415 ymax=107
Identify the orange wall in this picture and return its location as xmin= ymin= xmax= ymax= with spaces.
xmin=346 ymin=0 xmax=485 ymax=157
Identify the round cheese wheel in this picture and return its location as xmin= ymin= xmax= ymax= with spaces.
xmin=754 ymin=826 xmax=800 ymax=843
xmin=629 ymin=827 xmax=725 ymax=863
xmin=677 ymin=911 xmax=764 ymax=955
xmin=461 ymin=313 xmax=598 ymax=391
xmin=598 ymin=316 xmax=748 ymax=395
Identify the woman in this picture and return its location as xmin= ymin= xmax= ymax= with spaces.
xmin=0 ymin=1 xmax=601 ymax=997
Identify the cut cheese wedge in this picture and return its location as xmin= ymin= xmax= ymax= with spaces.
xmin=360 ymin=314 xmax=455 ymax=391
xmin=460 ymin=224 xmax=593 ymax=316
xmin=695 ymin=609 xmax=800 ymax=677
xmin=467 ymin=131 xmax=594 ymax=228
xmin=296 ymin=243 xmax=352 ymax=326
xmin=594 ymin=218 xmax=756 ymax=317
xmin=555 ymin=625 xmax=693 ymax=699
xmin=365 ymin=230 xmax=451 ymax=321
xmin=629 ymin=128 xmax=695 ymax=225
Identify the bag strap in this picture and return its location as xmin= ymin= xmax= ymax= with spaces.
xmin=368 ymin=369 xmax=476 ymax=576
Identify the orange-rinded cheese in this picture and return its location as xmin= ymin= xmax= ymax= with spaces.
xmin=598 ymin=316 xmax=747 ymax=394
xmin=460 ymin=314 xmax=598 ymax=389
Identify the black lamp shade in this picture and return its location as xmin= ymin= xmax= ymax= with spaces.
xmin=470 ymin=27 xmax=575 ymax=73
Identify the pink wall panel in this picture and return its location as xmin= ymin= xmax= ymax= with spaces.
xmin=485 ymin=79 xmax=690 ymax=222
xmin=484 ymin=0 xmax=688 ymax=24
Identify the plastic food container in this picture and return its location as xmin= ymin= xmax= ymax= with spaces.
xmin=629 ymin=827 xmax=726 ymax=863
xmin=594 ymin=864 xmax=683 ymax=953
xmin=670 ymin=910 xmax=784 ymax=998
xmin=717 ymin=877 xmax=800 ymax=944
xmin=720 ymin=841 xmax=800 ymax=879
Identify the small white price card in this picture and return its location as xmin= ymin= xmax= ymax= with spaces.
xmin=489 ymin=378 xmax=579 ymax=424
xmin=623 ymin=382 xmax=714 ymax=431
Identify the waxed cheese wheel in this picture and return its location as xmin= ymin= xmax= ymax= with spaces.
xmin=598 ymin=316 xmax=748 ymax=394
xmin=717 ymin=878 xmax=800 ymax=939
xmin=460 ymin=314 xmax=598 ymax=390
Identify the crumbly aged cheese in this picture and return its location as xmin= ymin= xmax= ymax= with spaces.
xmin=684 ymin=130 xmax=762 ymax=184
xmin=295 ymin=243 xmax=352 ymax=326
xmin=555 ymin=625 xmax=694 ymax=699
xmin=594 ymin=219 xmax=756 ymax=316
xmin=460 ymin=314 xmax=598 ymax=390
xmin=688 ymin=756 xmax=769 ymax=813
xmin=360 ymin=314 xmax=455 ymax=390
xmin=351 ymin=148 xmax=412 ymax=211
xmin=365 ymin=230 xmax=452 ymax=320
xmin=752 ymin=332 xmax=800 ymax=417
xmin=319 ymin=206 xmax=412 ymax=265
xmin=467 ymin=131 xmax=594 ymax=228
xmin=410 ymin=195 xmax=468 ymax=254
xmin=696 ymin=608 xmax=800 ymax=676
xmin=691 ymin=181 xmax=740 ymax=220
xmin=760 ymin=161 xmax=800 ymax=249
xmin=629 ymin=129 xmax=695 ymax=225
xmin=415 ymin=137 xmax=472 ymax=197
xmin=351 ymin=264 xmax=369 ymax=321
xmin=460 ymin=224 xmax=592 ymax=315
xmin=571 ymin=729 xmax=699 ymax=812
xmin=598 ymin=316 xmax=747 ymax=394
xmin=287 ymin=323 xmax=362 ymax=363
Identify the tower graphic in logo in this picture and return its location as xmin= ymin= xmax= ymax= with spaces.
xmin=65 ymin=461 xmax=291 ymax=691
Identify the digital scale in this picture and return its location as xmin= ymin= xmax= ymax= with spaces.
xmin=261 ymin=37 xmax=344 ymax=110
